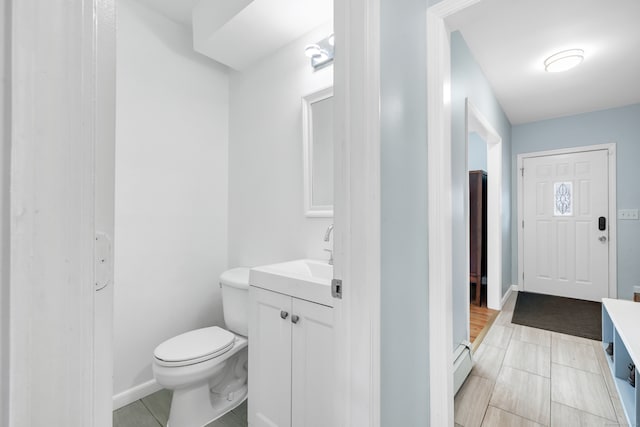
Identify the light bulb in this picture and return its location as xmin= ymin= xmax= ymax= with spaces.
xmin=304 ymin=44 xmax=321 ymax=58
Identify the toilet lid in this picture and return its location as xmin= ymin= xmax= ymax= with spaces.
xmin=154 ymin=326 xmax=235 ymax=364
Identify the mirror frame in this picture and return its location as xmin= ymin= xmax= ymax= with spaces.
xmin=302 ymin=86 xmax=334 ymax=217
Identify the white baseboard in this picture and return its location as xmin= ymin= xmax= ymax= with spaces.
xmin=113 ymin=378 xmax=162 ymax=410
xmin=500 ymin=284 xmax=519 ymax=309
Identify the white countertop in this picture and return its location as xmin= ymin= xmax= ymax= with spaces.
xmin=602 ymin=298 xmax=640 ymax=364
xmin=249 ymin=259 xmax=334 ymax=307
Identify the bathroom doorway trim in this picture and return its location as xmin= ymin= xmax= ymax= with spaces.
xmin=6 ymin=1 xmax=115 ymax=426
xmin=426 ymin=0 xmax=482 ymax=425
xmin=333 ymin=0 xmax=382 ymax=426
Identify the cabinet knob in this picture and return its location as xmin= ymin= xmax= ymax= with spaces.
xmin=291 ymin=315 xmax=300 ymax=324
xmin=280 ymin=310 xmax=289 ymax=319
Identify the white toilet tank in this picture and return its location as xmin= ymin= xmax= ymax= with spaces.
xmin=219 ymin=268 xmax=250 ymax=337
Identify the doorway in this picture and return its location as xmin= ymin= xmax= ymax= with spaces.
xmin=464 ymin=100 xmax=503 ymax=352
xmin=465 ymin=100 xmax=503 ymax=313
xmin=467 ymin=131 xmax=496 ymax=343
xmin=517 ymin=144 xmax=617 ymax=301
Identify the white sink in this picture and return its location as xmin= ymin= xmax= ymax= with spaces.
xmin=249 ymin=259 xmax=334 ymax=307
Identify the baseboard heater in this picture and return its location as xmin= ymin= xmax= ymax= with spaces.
xmin=453 ymin=341 xmax=473 ymax=394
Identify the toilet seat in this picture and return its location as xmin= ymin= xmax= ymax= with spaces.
xmin=154 ymin=326 xmax=235 ymax=367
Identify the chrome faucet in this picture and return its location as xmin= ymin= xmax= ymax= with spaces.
xmin=324 ymin=224 xmax=334 ymax=265
xmin=324 ymin=224 xmax=334 ymax=242
xmin=323 ymin=248 xmax=334 ymax=266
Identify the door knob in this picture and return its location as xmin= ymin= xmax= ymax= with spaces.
xmin=599 ymin=236 xmax=607 ymax=242
xmin=280 ymin=310 xmax=289 ymax=319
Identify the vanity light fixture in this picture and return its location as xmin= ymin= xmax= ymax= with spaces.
xmin=544 ymin=49 xmax=584 ymax=73
xmin=304 ymin=34 xmax=334 ymax=70
xmin=304 ymin=44 xmax=322 ymax=58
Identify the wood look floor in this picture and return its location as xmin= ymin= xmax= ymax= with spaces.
xmin=470 ymin=303 xmax=499 ymax=344
xmin=456 ymin=292 xmax=628 ymax=427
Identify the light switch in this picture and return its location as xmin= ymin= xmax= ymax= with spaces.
xmin=618 ymin=209 xmax=639 ymax=220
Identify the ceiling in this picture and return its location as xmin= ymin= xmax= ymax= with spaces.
xmin=135 ymin=0 xmax=199 ymax=27
xmin=446 ymin=0 xmax=640 ymax=125
xmin=133 ymin=0 xmax=639 ymax=123
xmin=135 ymin=0 xmax=333 ymax=70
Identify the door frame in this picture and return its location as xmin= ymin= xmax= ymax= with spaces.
xmin=465 ymin=99 xmax=503 ymax=312
xmin=7 ymin=0 xmax=115 ymax=425
xmin=516 ymin=143 xmax=617 ymax=298
xmin=333 ymin=0 xmax=381 ymax=425
xmin=426 ymin=0 xmax=482 ymax=425
xmin=93 ymin=0 xmax=116 ymax=424
xmin=0 ymin=0 xmax=9 ymax=424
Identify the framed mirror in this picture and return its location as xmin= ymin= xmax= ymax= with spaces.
xmin=302 ymin=87 xmax=334 ymax=217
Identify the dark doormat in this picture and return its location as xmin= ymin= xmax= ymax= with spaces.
xmin=511 ymin=291 xmax=602 ymax=340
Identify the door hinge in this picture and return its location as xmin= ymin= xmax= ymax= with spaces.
xmin=522 ymin=220 xmax=524 ymax=228
xmin=331 ymin=278 xmax=343 ymax=299
xmin=95 ymin=232 xmax=113 ymax=291
xmin=521 ymin=167 xmax=524 ymax=177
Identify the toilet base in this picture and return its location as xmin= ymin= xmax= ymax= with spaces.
xmin=167 ymin=384 xmax=247 ymax=427
xmin=155 ymin=336 xmax=249 ymax=427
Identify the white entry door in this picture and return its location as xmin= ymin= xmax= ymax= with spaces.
xmin=523 ymin=149 xmax=609 ymax=301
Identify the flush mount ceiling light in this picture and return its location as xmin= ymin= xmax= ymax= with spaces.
xmin=544 ymin=49 xmax=584 ymax=73
xmin=304 ymin=34 xmax=334 ymax=71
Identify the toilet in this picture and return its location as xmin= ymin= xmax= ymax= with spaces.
xmin=152 ymin=267 xmax=250 ymax=427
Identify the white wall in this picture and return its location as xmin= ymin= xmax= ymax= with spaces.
xmin=228 ymin=24 xmax=333 ymax=268
xmin=0 ymin=0 xmax=9 ymax=422
xmin=115 ymin=0 xmax=229 ymax=399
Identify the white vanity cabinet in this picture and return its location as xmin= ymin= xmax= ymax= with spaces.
xmin=248 ymin=285 xmax=334 ymax=427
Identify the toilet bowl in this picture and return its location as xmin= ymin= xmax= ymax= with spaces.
xmin=152 ymin=268 xmax=250 ymax=427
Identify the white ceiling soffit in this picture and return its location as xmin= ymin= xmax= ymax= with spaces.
xmin=193 ymin=0 xmax=333 ymax=71
xmin=135 ymin=0 xmax=201 ymax=27
xmin=445 ymin=0 xmax=640 ymax=125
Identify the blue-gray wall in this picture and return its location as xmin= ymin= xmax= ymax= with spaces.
xmin=469 ymin=132 xmax=488 ymax=171
xmin=380 ymin=0 xmax=430 ymax=425
xmin=451 ymin=31 xmax=513 ymax=349
xmin=512 ymin=103 xmax=640 ymax=300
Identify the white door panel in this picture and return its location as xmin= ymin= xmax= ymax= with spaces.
xmin=523 ymin=150 xmax=609 ymax=301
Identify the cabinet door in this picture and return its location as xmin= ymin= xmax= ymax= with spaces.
xmin=248 ymin=287 xmax=292 ymax=427
xmin=291 ymin=299 xmax=334 ymax=427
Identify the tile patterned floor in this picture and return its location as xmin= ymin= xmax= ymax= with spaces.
xmin=455 ymin=292 xmax=630 ymax=427
xmin=115 ymin=292 xmax=630 ymax=427
xmin=113 ymin=389 xmax=247 ymax=427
